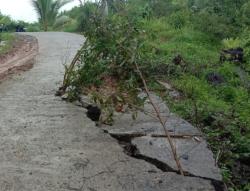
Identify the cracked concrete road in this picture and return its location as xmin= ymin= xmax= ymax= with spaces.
xmin=0 ymin=32 xmax=219 ymax=191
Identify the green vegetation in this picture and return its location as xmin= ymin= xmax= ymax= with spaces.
xmin=0 ymin=33 xmax=14 ymax=55
xmin=0 ymin=13 xmax=15 ymax=55
xmin=31 ymin=0 xmax=72 ymax=31
xmin=57 ymin=0 xmax=250 ymax=190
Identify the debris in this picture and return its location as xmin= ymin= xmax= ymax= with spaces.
xmin=206 ymin=72 xmax=225 ymax=85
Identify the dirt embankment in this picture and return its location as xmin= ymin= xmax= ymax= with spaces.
xmin=0 ymin=34 xmax=38 ymax=80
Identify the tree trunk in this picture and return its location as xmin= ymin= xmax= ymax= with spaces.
xmin=43 ymin=20 xmax=48 ymax=31
xmin=78 ymin=0 xmax=84 ymax=6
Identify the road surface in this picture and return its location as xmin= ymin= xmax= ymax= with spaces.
xmin=0 ymin=32 xmax=219 ymax=191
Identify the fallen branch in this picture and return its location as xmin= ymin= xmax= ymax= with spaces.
xmin=60 ymin=46 xmax=85 ymax=93
xmin=135 ymin=61 xmax=185 ymax=175
xmin=151 ymin=134 xmax=202 ymax=140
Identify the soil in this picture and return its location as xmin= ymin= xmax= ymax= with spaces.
xmin=0 ymin=34 xmax=38 ymax=80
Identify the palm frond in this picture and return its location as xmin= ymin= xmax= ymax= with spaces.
xmin=31 ymin=0 xmax=72 ymax=30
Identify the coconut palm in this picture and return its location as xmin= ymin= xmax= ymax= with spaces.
xmin=31 ymin=0 xmax=72 ymax=31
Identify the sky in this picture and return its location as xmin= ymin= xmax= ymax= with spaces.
xmin=0 ymin=0 xmax=80 ymax=23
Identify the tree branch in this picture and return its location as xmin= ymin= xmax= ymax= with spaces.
xmin=135 ymin=61 xmax=184 ymax=175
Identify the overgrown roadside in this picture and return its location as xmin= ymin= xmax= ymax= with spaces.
xmin=59 ymin=1 xmax=250 ymax=190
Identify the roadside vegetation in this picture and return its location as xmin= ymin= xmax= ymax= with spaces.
xmin=57 ymin=1 xmax=250 ymax=190
xmin=0 ymin=33 xmax=14 ymax=55
xmin=2 ymin=0 xmax=248 ymax=190
xmin=0 ymin=13 xmax=15 ymax=55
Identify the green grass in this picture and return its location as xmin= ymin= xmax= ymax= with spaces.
xmin=0 ymin=33 xmax=15 ymax=55
xmin=143 ymin=19 xmax=221 ymax=72
xmin=143 ymin=18 xmax=250 ymax=190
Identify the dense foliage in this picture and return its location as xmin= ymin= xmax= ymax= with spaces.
xmin=60 ymin=0 xmax=250 ymax=190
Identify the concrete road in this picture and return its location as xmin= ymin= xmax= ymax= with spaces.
xmin=0 ymin=32 xmax=219 ymax=191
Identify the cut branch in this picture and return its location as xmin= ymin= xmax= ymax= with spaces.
xmin=61 ymin=46 xmax=84 ymax=92
xmin=134 ymin=61 xmax=185 ymax=176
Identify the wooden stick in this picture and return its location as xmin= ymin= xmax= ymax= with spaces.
xmin=151 ymin=134 xmax=202 ymax=139
xmin=134 ymin=61 xmax=184 ymax=175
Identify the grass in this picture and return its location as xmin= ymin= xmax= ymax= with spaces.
xmin=143 ymin=19 xmax=250 ymax=190
xmin=0 ymin=33 xmax=15 ymax=55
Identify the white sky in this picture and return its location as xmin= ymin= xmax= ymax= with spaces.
xmin=0 ymin=0 xmax=80 ymax=23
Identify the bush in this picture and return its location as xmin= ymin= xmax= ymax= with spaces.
xmin=192 ymin=11 xmax=237 ymax=39
xmin=241 ymin=2 xmax=250 ymax=26
xmin=168 ymin=11 xmax=189 ymax=29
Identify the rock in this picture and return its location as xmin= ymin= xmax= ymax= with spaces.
xmin=157 ymin=80 xmax=181 ymax=100
xmin=73 ymin=100 xmax=83 ymax=107
xmin=169 ymin=90 xmax=181 ymax=100
xmin=0 ymin=41 xmax=6 ymax=46
xmin=61 ymin=93 xmax=69 ymax=100
xmin=206 ymin=72 xmax=224 ymax=85
xmin=79 ymin=95 xmax=92 ymax=108
xmin=157 ymin=81 xmax=172 ymax=90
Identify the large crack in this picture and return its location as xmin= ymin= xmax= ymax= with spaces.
xmin=73 ymin=100 xmax=226 ymax=191
xmin=105 ymin=131 xmax=226 ymax=191
xmin=111 ymin=135 xmax=177 ymax=173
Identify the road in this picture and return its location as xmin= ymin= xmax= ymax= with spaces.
xmin=0 ymin=32 xmax=218 ymax=191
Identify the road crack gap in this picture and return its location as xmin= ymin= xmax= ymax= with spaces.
xmin=105 ymin=131 xmax=226 ymax=191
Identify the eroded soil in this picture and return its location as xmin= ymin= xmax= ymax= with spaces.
xmin=0 ymin=34 xmax=38 ymax=80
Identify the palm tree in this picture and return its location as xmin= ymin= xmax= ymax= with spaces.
xmin=31 ymin=0 xmax=72 ymax=31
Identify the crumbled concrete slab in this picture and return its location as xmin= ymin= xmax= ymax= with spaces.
xmin=102 ymin=93 xmax=222 ymax=182
xmin=132 ymin=136 xmax=222 ymax=180
xmin=143 ymin=93 xmax=170 ymax=115
xmin=102 ymin=112 xmax=201 ymax=136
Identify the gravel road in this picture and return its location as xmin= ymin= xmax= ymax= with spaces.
xmin=0 ymin=32 xmax=219 ymax=191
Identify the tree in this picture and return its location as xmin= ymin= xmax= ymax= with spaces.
xmin=31 ymin=0 xmax=72 ymax=31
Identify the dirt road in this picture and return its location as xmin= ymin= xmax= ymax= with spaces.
xmin=0 ymin=32 xmax=219 ymax=191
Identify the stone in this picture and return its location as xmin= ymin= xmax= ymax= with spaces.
xmin=79 ymin=95 xmax=92 ymax=108
xmin=157 ymin=80 xmax=172 ymax=90
xmin=206 ymin=72 xmax=225 ymax=85
xmin=0 ymin=41 xmax=6 ymax=46
xmin=61 ymin=93 xmax=69 ymax=100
